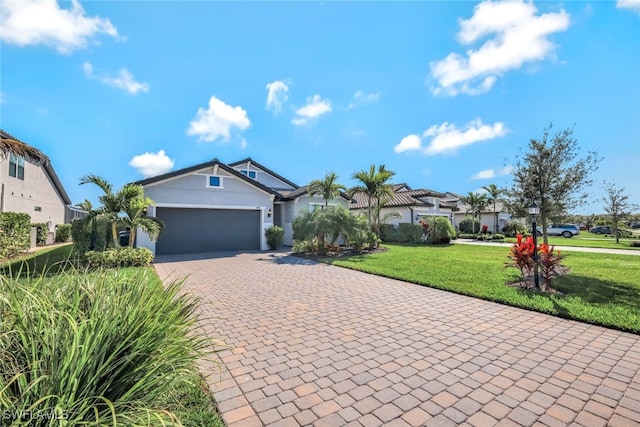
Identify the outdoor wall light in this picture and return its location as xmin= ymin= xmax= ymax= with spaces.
xmin=267 ymin=208 xmax=272 ymax=218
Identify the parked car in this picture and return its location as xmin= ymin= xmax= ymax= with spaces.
xmin=578 ymin=224 xmax=587 ymax=230
xmin=536 ymin=224 xmax=580 ymax=238
xmin=631 ymin=223 xmax=640 ymax=229
xmin=590 ymin=226 xmax=615 ymax=235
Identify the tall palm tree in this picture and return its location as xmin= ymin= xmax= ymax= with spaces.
xmin=482 ymin=184 xmax=505 ymax=234
xmin=350 ymin=164 xmax=396 ymax=237
xmin=461 ymin=191 xmax=489 ymax=234
xmin=308 ymin=171 xmax=347 ymax=207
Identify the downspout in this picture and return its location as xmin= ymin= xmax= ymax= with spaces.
xmin=409 ymin=207 xmax=414 ymax=224
xmin=0 ymin=183 xmax=4 ymax=211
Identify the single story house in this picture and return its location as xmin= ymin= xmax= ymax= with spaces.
xmin=0 ymin=129 xmax=72 ymax=237
xmin=135 ymin=158 xmax=350 ymax=255
xmin=443 ymin=192 xmax=512 ymax=233
xmin=350 ymin=183 xmax=458 ymax=226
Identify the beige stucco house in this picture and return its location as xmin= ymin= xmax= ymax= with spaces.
xmin=0 ymin=130 xmax=72 ymax=235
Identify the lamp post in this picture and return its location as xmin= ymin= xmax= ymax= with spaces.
xmin=529 ymin=202 xmax=540 ymax=290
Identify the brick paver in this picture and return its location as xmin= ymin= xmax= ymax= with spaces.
xmin=154 ymin=251 xmax=640 ymax=426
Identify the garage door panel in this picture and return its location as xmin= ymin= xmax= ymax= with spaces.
xmin=156 ymin=208 xmax=260 ymax=254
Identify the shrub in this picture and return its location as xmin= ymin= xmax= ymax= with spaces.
xmin=538 ymin=243 xmax=565 ymax=292
xmin=85 ymin=247 xmax=154 ymax=268
xmin=380 ymin=224 xmax=398 ymax=242
xmin=481 ymin=224 xmax=489 ymax=234
xmin=502 ymin=219 xmax=528 ymax=237
xmin=0 ymin=212 xmax=31 ymax=259
xmin=265 ymin=225 xmax=284 ymax=250
xmin=458 ymin=233 xmax=477 ymax=239
xmin=31 ymin=222 xmax=49 ymax=245
xmin=0 ymin=268 xmax=216 ymax=424
xmin=71 ymin=217 xmax=110 ymax=255
xmin=628 ymin=241 xmax=640 ymax=247
xmin=427 ymin=217 xmax=456 ymax=244
xmin=293 ymin=239 xmax=318 ymax=253
xmin=459 ymin=218 xmax=480 ymax=234
xmin=55 ymin=223 xmax=72 ymax=242
xmin=506 ymin=234 xmax=535 ymax=279
xmin=397 ymin=223 xmax=423 ymax=244
xmin=293 ymin=207 xmax=369 ymax=253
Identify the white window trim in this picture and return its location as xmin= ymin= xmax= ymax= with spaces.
xmin=240 ymin=169 xmax=258 ymax=179
xmin=205 ymin=175 xmax=224 ymax=189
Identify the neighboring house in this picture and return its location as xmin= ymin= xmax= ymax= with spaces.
xmin=134 ymin=158 xmax=349 ymax=255
xmin=0 ymin=130 xmax=72 ymax=236
xmin=350 ymin=183 xmax=458 ymax=226
xmin=443 ymin=192 xmax=512 ymax=233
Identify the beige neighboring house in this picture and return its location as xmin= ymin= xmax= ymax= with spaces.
xmin=0 ymin=130 xmax=72 ymax=238
xmin=350 ymin=183 xmax=458 ymax=226
xmin=443 ymin=192 xmax=512 ymax=233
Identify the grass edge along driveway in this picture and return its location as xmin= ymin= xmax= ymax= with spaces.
xmin=327 ymin=244 xmax=640 ymax=334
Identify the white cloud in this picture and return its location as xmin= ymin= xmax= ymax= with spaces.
xmin=429 ymin=0 xmax=570 ymax=96
xmin=83 ymin=62 xmax=149 ymax=95
xmin=471 ymin=169 xmax=497 ymax=180
xmin=394 ymin=134 xmax=422 ymax=154
xmin=617 ymin=0 xmax=640 ymax=14
xmin=129 ymin=150 xmax=175 ymax=178
xmin=470 ymin=164 xmax=514 ymax=180
xmin=292 ymin=94 xmax=331 ymax=125
xmin=265 ymin=80 xmax=289 ymax=114
xmin=347 ymin=90 xmax=380 ymax=109
xmin=187 ymin=96 xmax=251 ymax=143
xmin=0 ymin=0 xmax=120 ymax=54
xmin=394 ymin=119 xmax=508 ymax=156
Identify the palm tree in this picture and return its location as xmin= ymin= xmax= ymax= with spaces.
xmin=79 ymin=175 xmax=142 ymax=248
xmin=0 ymin=132 xmax=50 ymax=164
xmin=461 ymin=191 xmax=489 ymax=234
xmin=120 ymin=185 xmax=164 ymax=247
xmin=482 ymin=184 xmax=505 ymax=234
xmin=350 ymin=164 xmax=396 ymax=240
xmin=308 ymin=171 xmax=347 ymax=207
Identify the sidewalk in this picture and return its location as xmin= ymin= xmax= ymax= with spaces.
xmin=454 ymin=239 xmax=640 ymax=256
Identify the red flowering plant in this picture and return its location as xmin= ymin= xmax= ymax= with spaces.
xmin=481 ymin=225 xmax=489 ymax=234
xmin=506 ymin=234 xmax=535 ymax=279
xmin=537 ymin=243 xmax=565 ymax=292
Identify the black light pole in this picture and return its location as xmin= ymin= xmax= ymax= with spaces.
xmin=529 ymin=202 xmax=540 ymax=290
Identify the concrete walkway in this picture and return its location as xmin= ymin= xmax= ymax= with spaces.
xmin=154 ymin=252 xmax=640 ymax=427
xmin=454 ymin=239 xmax=640 ymax=256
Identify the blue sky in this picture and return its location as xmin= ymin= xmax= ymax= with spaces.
xmin=1 ymin=0 xmax=639 ymax=215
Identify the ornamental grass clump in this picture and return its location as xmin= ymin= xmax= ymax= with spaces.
xmin=0 ymin=267 xmax=216 ymax=426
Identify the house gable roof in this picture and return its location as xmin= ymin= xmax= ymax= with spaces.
xmin=0 ymin=129 xmax=71 ymax=205
xmin=228 ymin=158 xmax=299 ymax=190
xmin=133 ymin=158 xmax=280 ymax=196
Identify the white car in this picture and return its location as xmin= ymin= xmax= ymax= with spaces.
xmin=536 ymin=224 xmax=580 ymax=238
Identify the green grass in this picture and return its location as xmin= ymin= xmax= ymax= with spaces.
xmin=0 ymin=243 xmax=77 ymax=276
xmin=328 ymin=244 xmax=640 ymax=333
xmin=502 ymin=235 xmax=640 ymax=250
xmin=1 ymin=262 xmax=224 ymax=426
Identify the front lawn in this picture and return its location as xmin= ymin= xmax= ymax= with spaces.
xmin=0 ymin=243 xmax=77 ymax=276
xmin=328 ymin=244 xmax=640 ymax=333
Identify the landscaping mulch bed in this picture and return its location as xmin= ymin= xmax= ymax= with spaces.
xmin=292 ymin=246 xmax=388 ymax=261
xmin=507 ymin=265 xmax=570 ymax=295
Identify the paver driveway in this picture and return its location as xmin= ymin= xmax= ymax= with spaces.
xmin=154 ymin=251 xmax=640 ymax=427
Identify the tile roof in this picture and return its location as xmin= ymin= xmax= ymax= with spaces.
xmin=349 ymin=184 xmax=456 ymax=211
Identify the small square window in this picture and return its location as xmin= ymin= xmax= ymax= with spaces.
xmin=241 ymin=169 xmax=257 ymax=179
xmin=34 ymin=206 xmax=42 ymax=212
xmin=209 ymin=176 xmax=220 ymax=187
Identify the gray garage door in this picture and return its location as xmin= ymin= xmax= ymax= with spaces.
xmin=155 ymin=208 xmax=260 ymax=255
